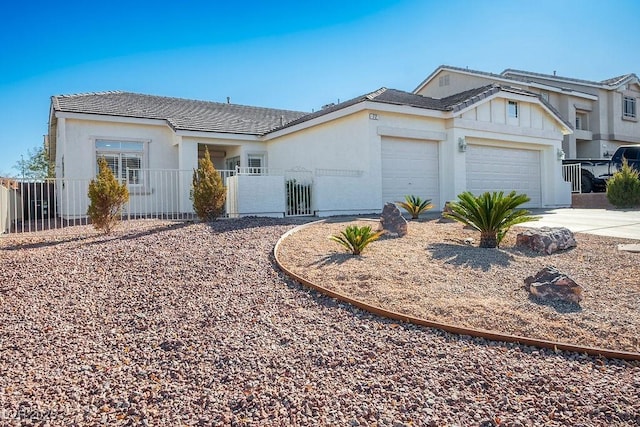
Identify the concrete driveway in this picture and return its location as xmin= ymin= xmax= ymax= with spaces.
xmin=521 ymin=208 xmax=640 ymax=240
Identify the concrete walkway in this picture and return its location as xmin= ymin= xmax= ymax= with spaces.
xmin=521 ymin=208 xmax=640 ymax=240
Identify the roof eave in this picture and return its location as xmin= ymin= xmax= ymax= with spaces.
xmin=451 ymin=87 xmax=573 ymax=135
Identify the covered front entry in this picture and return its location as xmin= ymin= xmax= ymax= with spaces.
xmin=465 ymin=144 xmax=542 ymax=208
xmin=381 ymin=137 xmax=440 ymax=208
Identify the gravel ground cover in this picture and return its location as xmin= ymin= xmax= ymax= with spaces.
xmin=0 ymin=218 xmax=638 ymax=426
xmin=277 ymin=218 xmax=640 ymax=353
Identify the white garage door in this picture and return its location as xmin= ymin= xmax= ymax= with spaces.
xmin=466 ymin=145 xmax=541 ymax=208
xmin=381 ymin=138 xmax=440 ymax=208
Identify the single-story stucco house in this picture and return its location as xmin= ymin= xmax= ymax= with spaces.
xmin=48 ymin=80 xmax=573 ymax=219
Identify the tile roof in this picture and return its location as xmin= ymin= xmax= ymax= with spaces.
xmin=51 ymin=91 xmax=309 ymax=135
xmin=412 ymin=65 xmax=513 ymax=92
xmin=600 ymin=74 xmax=636 ymax=86
xmin=51 ymin=85 xmax=572 ymax=138
xmin=502 ymin=69 xmax=638 ymax=89
xmin=269 ymin=84 xmax=571 ymax=133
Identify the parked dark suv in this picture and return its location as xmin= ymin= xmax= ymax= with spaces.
xmin=610 ymin=145 xmax=640 ymax=174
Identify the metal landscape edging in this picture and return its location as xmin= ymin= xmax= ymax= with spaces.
xmin=274 ymin=220 xmax=640 ymax=362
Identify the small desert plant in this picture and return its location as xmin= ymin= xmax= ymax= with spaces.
xmin=606 ymin=158 xmax=640 ymax=208
xmin=191 ymin=147 xmax=226 ymax=221
xmin=443 ymin=191 xmax=537 ymax=248
xmin=87 ymin=157 xmax=130 ymax=234
xmin=396 ymin=195 xmax=433 ymax=219
xmin=330 ymin=225 xmax=384 ymax=255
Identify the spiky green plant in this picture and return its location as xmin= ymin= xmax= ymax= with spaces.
xmin=396 ymin=195 xmax=433 ymax=219
xmin=443 ymin=191 xmax=538 ymax=248
xmin=606 ymin=158 xmax=640 ymax=208
xmin=190 ymin=147 xmax=226 ymax=221
xmin=330 ymin=225 xmax=384 ymax=255
xmin=87 ymin=157 xmax=130 ymax=234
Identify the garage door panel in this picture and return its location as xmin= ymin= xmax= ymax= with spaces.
xmin=466 ymin=145 xmax=541 ymax=208
xmin=382 ymin=138 xmax=439 ymax=208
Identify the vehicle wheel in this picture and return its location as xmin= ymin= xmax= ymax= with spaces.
xmin=581 ymin=175 xmax=593 ymax=193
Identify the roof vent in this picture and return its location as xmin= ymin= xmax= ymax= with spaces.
xmin=321 ymin=103 xmax=336 ymax=110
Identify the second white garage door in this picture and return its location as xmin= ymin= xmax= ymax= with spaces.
xmin=466 ymin=145 xmax=541 ymax=208
xmin=381 ymin=137 xmax=440 ymax=208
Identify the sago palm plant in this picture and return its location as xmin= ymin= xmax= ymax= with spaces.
xmin=396 ymin=195 xmax=433 ymax=219
xmin=330 ymin=225 xmax=384 ymax=255
xmin=443 ymin=191 xmax=537 ymax=248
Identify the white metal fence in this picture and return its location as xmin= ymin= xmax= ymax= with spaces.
xmin=562 ymin=163 xmax=582 ymax=193
xmin=0 ymin=166 xmax=326 ymax=235
xmin=0 ymin=169 xmax=236 ymax=235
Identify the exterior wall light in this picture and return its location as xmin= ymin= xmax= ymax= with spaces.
xmin=458 ymin=137 xmax=467 ymax=152
xmin=557 ymin=148 xmax=566 ymax=160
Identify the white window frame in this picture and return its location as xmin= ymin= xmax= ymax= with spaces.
xmin=623 ymin=96 xmax=636 ymax=119
xmin=575 ymin=111 xmax=588 ymax=130
xmin=507 ymin=101 xmax=519 ymax=118
xmin=438 ymin=74 xmax=450 ymax=87
xmin=247 ymin=153 xmax=266 ymax=175
xmin=94 ymin=138 xmax=148 ymax=187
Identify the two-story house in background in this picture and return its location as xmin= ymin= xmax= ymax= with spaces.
xmin=414 ymin=66 xmax=640 ymax=159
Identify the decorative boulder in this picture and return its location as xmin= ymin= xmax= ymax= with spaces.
xmin=380 ymin=203 xmax=408 ymax=237
xmin=439 ymin=201 xmax=455 ymax=223
xmin=524 ymin=266 xmax=583 ymax=304
xmin=516 ymin=227 xmax=576 ymax=255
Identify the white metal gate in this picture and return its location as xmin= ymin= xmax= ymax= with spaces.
xmin=285 ymin=168 xmax=313 ymax=216
xmin=562 ymin=163 xmax=582 ymax=193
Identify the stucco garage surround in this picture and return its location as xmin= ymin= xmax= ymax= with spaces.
xmin=381 ymin=137 xmax=440 ymax=208
xmin=465 ymin=144 xmax=542 ymax=208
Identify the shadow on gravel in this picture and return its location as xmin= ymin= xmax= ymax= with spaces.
xmin=307 ymin=252 xmax=356 ymax=267
xmin=203 ymin=216 xmax=315 ymax=233
xmin=427 ymin=243 xmax=513 ymax=271
xmin=509 ymin=245 xmax=577 ymax=258
xmin=84 ymin=221 xmax=193 ymax=246
xmin=1 ymin=234 xmax=93 ymax=251
xmin=528 ymin=295 xmax=582 ymax=313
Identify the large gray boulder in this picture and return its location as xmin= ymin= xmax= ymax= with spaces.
xmin=380 ymin=203 xmax=408 ymax=237
xmin=516 ymin=227 xmax=576 ymax=255
xmin=524 ymin=266 xmax=583 ymax=304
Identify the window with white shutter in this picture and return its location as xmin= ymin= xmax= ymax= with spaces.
xmin=247 ymin=154 xmax=264 ymax=175
xmin=95 ymin=140 xmax=146 ymax=185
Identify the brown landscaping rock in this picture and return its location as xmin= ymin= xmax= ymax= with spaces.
xmin=516 ymin=227 xmax=576 ymax=255
xmin=380 ymin=203 xmax=408 ymax=237
xmin=438 ymin=201 xmax=456 ymax=223
xmin=524 ymin=266 xmax=583 ymax=304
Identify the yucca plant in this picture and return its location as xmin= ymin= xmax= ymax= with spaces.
xmin=396 ymin=195 xmax=433 ymax=219
xmin=443 ymin=191 xmax=538 ymax=248
xmin=330 ymin=225 xmax=384 ymax=255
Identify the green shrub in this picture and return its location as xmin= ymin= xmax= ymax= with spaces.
xmin=330 ymin=225 xmax=384 ymax=255
xmin=443 ymin=191 xmax=537 ymax=248
xmin=606 ymin=158 xmax=640 ymax=208
xmin=190 ymin=147 xmax=226 ymax=221
xmin=87 ymin=158 xmax=130 ymax=234
xmin=396 ymin=195 xmax=433 ymax=219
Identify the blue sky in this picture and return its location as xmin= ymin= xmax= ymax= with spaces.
xmin=1 ymin=0 xmax=638 ymax=175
